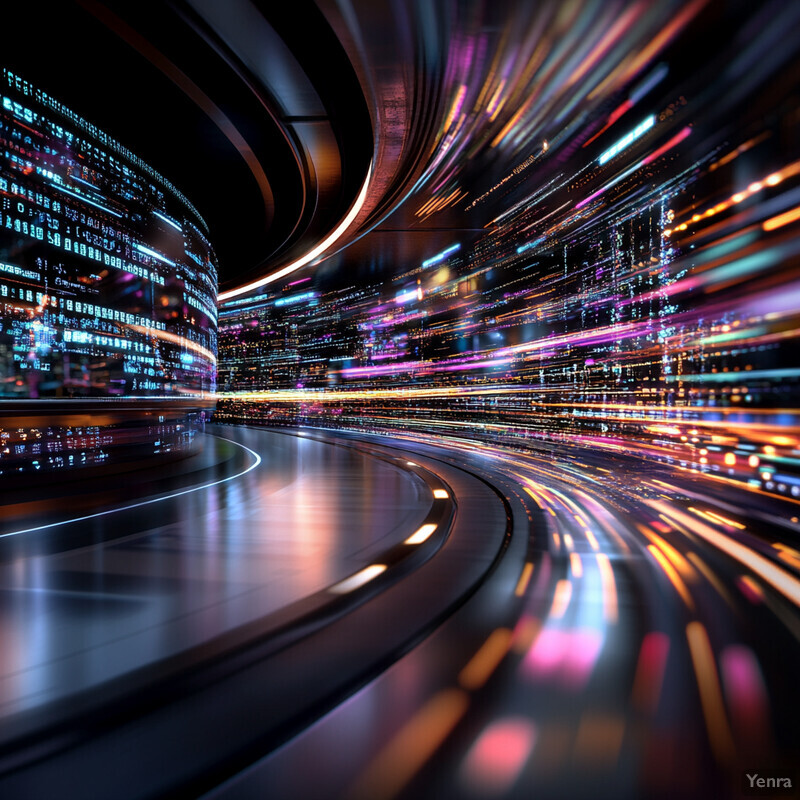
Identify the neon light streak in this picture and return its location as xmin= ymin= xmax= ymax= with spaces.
xmin=49 ymin=181 xmax=123 ymax=218
xmin=274 ymin=291 xmax=316 ymax=306
xmin=422 ymin=243 xmax=461 ymax=268
xmin=152 ymin=209 xmax=182 ymax=232
xmin=577 ymin=126 xmax=690 ymax=210
xmin=135 ymin=243 xmax=176 ymax=267
xmin=597 ymin=115 xmax=655 ymax=165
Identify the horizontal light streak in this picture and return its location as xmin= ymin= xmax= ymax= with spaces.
xmin=422 ymin=243 xmax=461 ymax=268
xmin=689 ymin=507 xmax=746 ymax=530
xmin=219 ymin=388 xmax=800 ymax=434
xmin=134 ymin=242 xmax=176 ymax=267
xmin=130 ymin=325 xmax=216 ymax=364
xmin=49 ymin=180 xmax=123 ymax=218
xmin=329 ymin=564 xmax=387 ymax=594
xmin=405 ymin=524 xmax=437 ymax=545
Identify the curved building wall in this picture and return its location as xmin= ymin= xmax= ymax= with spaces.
xmin=0 ymin=69 xmax=217 ymax=477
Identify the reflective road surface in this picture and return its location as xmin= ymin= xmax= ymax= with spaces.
xmin=0 ymin=424 xmax=798 ymax=799
xmin=0 ymin=426 xmax=434 ymax=715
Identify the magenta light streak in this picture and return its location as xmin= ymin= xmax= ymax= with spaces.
xmin=522 ymin=629 xmax=604 ymax=690
xmin=426 ymin=357 xmax=514 ymax=373
xmin=339 ymin=361 xmax=425 ymax=378
xmin=720 ymin=645 xmax=770 ymax=746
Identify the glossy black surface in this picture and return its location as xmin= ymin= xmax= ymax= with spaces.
xmin=0 ymin=425 xmax=430 ymax=717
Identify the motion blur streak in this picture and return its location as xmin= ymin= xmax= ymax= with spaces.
xmin=459 ymin=718 xmax=537 ymax=795
xmin=329 ymin=563 xmax=387 ymax=594
xmin=650 ymin=501 xmax=800 ymax=607
xmin=349 ymin=688 xmax=470 ymax=800
xmin=686 ymin=621 xmax=736 ymax=765
xmin=210 ymin=1 xmax=800 ymax=797
xmin=0 ymin=435 xmax=262 ymax=537
xmin=217 ymin=163 xmax=373 ymax=300
xmin=458 ymin=629 xmax=513 ymax=691
xmin=630 ymin=632 xmax=670 ymax=713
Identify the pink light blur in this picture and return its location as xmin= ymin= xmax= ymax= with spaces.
xmin=720 ymin=645 xmax=770 ymax=752
xmin=522 ymin=628 xmax=604 ymax=689
xmin=461 ymin=718 xmax=537 ymax=794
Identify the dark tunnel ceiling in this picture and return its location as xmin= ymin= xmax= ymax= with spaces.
xmin=1 ymin=1 xmax=753 ymax=296
xmin=1 ymin=0 xmax=373 ymax=291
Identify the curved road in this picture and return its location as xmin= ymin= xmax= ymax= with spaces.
xmin=218 ymin=427 xmax=800 ymax=800
xmin=0 ymin=424 xmax=798 ymax=799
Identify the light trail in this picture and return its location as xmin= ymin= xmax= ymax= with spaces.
xmin=0 ymin=435 xmax=262 ymax=538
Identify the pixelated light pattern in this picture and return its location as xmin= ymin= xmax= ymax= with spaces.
xmin=0 ymin=69 xmax=218 ymax=473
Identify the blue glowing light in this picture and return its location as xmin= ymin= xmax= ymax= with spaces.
xmin=274 ymin=291 xmax=317 ymax=306
xmin=598 ymin=115 xmax=656 ymax=165
xmin=48 ymin=181 xmax=123 ymax=218
xmin=152 ymin=210 xmax=182 ymax=232
xmin=135 ymin=243 xmax=176 ymax=267
xmin=422 ymin=243 xmax=460 ymax=268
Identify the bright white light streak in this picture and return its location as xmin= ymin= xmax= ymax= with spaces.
xmin=0 ymin=436 xmax=262 ymax=538
xmin=49 ymin=181 xmax=123 ymax=218
xmin=433 ymin=489 xmax=449 ymax=499
xmin=406 ymin=524 xmax=437 ymax=545
xmin=219 ymin=162 xmax=373 ymax=301
xmin=422 ymin=243 xmax=460 ymax=268
xmin=329 ymin=564 xmax=387 ymax=594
